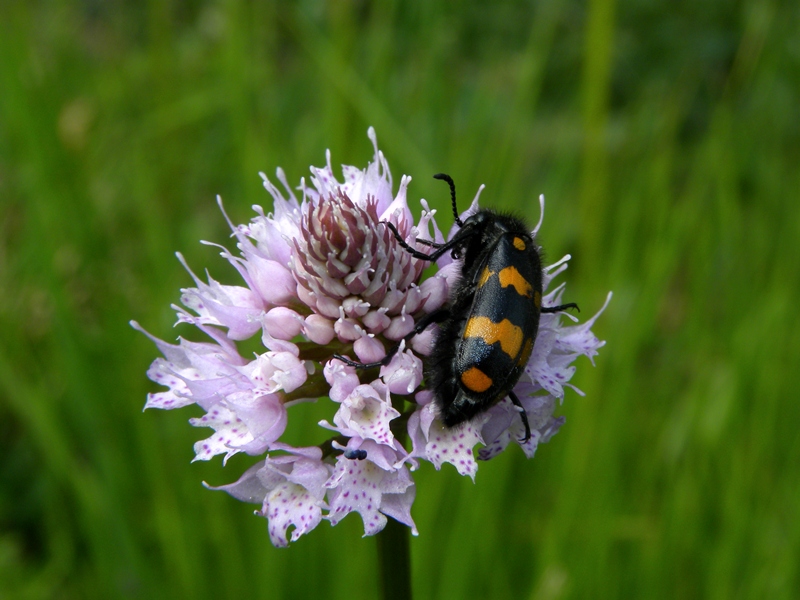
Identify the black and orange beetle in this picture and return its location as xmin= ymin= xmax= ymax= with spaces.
xmin=334 ymin=174 xmax=578 ymax=442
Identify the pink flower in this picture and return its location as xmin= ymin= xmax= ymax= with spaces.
xmin=134 ymin=128 xmax=610 ymax=546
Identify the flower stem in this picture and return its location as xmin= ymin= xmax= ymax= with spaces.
xmin=378 ymin=395 xmax=413 ymax=599
xmin=377 ymin=516 xmax=412 ymax=600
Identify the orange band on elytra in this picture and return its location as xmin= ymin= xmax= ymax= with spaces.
xmin=498 ymin=266 xmax=533 ymax=297
xmin=464 ymin=316 xmax=524 ymax=359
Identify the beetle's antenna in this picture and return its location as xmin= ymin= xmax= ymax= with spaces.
xmin=433 ymin=173 xmax=463 ymax=227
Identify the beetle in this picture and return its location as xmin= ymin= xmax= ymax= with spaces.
xmin=334 ymin=174 xmax=578 ymax=442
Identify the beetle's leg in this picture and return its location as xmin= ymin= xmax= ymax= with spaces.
xmin=381 ymin=221 xmax=437 ymax=261
xmin=541 ymin=302 xmax=579 ymax=314
xmin=415 ymin=238 xmax=443 ymax=249
xmin=383 ymin=220 xmax=475 ymax=263
xmin=508 ymin=391 xmax=532 ymax=443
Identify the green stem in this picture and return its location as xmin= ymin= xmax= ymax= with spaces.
xmin=377 ymin=516 xmax=412 ymax=600
xmin=378 ymin=394 xmax=412 ymax=600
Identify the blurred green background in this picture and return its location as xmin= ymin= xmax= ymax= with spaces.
xmin=1 ymin=1 xmax=798 ymax=598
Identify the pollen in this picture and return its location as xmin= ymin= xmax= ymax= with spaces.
xmin=464 ymin=316 xmax=524 ymax=358
xmin=512 ymin=237 xmax=526 ymax=251
xmin=461 ymin=366 xmax=493 ymax=393
xmin=534 ymin=290 xmax=541 ymax=309
xmin=498 ymin=266 xmax=533 ymax=297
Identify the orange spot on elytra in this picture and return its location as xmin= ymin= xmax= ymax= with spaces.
xmin=534 ymin=290 xmax=541 ymax=309
xmin=498 ymin=266 xmax=533 ymax=297
xmin=513 ymin=237 xmax=526 ymax=251
xmin=464 ymin=316 xmax=524 ymax=359
xmin=461 ymin=366 xmax=493 ymax=392
xmin=478 ymin=266 xmax=494 ymax=288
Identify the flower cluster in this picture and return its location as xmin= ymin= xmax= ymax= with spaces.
xmin=133 ymin=128 xmax=610 ymax=546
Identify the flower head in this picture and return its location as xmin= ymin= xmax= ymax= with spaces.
xmin=133 ymin=128 xmax=610 ymax=546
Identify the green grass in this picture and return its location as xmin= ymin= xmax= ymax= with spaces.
xmin=1 ymin=1 xmax=798 ymax=598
